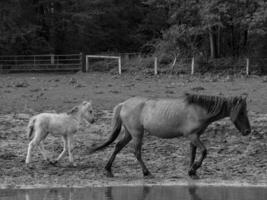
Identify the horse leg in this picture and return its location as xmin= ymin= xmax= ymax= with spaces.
xmin=104 ymin=129 xmax=132 ymax=177
xmin=132 ymin=134 xmax=152 ymax=177
xmin=188 ymin=135 xmax=207 ymax=178
xmin=190 ymin=142 xmax=197 ymax=167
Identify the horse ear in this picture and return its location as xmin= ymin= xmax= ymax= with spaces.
xmin=241 ymin=93 xmax=248 ymax=100
xmin=184 ymin=92 xmax=190 ymax=96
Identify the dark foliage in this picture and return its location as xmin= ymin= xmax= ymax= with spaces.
xmin=0 ymin=0 xmax=266 ymax=58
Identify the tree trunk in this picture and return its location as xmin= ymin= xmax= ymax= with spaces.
xmin=217 ymin=26 xmax=221 ymax=58
xmin=231 ymin=25 xmax=235 ymax=57
xmin=209 ymin=27 xmax=217 ymax=59
xmin=243 ymin=29 xmax=248 ymax=47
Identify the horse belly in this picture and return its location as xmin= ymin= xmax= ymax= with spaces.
xmin=142 ymin=104 xmax=186 ymax=138
xmin=148 ymin=128 xmax=183 ymax=138
xmin=144 ymin=120 xmax=184 ymax=138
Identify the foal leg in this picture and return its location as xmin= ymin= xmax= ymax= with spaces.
xmin=26 ymin=140 xmax=36 ymax=164
xmin=38 ymin=141 xmax=50 ymax=162
xmin=188 ymin=136 xmax=207 ymax=178
xmin=26 ymin=130 xmax=44 ymax=164
xmin=105 ymin=129 xmax=132 ymax=177
xmin=54 ymin=135 xmax=68 ymax=163
xmin=132 ymin=133 xmax=152 ymax=177
xmin=67 ymin=135 xmax=76 ymax=166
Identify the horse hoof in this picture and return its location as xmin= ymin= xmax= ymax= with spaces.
xmin=144 ymin=172 xmax=154 ymax=179
xmin=105 ymin=171 xmax=114 ymax=178
xmin=190 ymin=174 xmax=200 ymax=180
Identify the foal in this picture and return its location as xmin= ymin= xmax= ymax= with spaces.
xmin=26 ymin=101 xmax=95 ymax=166
xmin=89 ymin=94 xmax=251 ymax=178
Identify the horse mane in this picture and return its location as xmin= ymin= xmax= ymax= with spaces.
xmin=185 ymin=93 xmax=227 ymax=114
xmin=184 ymin=93 xmax=244 ymax=121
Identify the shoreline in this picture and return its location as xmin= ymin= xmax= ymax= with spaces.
xmin=1 ymin=179 xmax=267 ymax=190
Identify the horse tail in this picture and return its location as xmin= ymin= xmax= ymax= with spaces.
xmin=90 ymin=103 xmax=123 ymax=153
xmin=27 ymin=117 xmax=36 ymax=140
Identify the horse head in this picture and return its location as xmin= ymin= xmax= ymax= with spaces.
xmin=230 ymin=96 xmax=251 ymax=136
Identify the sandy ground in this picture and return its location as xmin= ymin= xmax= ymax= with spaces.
xmin=0 ymin=72 xmax=266 ymax=188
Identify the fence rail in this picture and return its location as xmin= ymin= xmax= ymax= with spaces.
xmin=0 ymin=53 xmax=266 ymax=75
xmin=129 ymin=55 xmax=267 ymax=75
xmin=0 ymin=53 xmax=83 ymax=73
xmin=84 ymin=53 xmax=267 ymax=75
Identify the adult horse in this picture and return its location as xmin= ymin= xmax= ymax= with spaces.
xmin=90 ymin=93 xmax=251 ymax=178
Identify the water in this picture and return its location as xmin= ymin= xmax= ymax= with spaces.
xmin=0 ymin=185 xmax=266 ymax=200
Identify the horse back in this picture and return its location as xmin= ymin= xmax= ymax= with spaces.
xmin=120 ymin=97 xmax=148 ymax=130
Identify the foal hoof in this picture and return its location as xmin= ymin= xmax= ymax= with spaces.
xmin=69 ymin=162 xmax=77 ymax=167
xmin=26 ymin=163 xmax=34 ymax=169
xmin=49 ymin=160 xmax=58 ymax=166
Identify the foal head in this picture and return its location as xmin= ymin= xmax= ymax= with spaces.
xmin=69 ymin=101 xmax=95 ymax=123
xmin=80 ymin=101 xmax=95 ymax=123
xmin=230 ymin=97 xmax=251 ymax=136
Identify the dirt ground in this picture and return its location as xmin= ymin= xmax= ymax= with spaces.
xmin=0 ymin=72 xmax=266 ymax=188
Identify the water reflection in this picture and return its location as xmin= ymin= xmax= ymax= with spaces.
xmin=104 ymin=186 xmax=151 ymax=200
xmin=24 ymin=188 xmax=75 ymax=200
xmin=1 ymin=185 xmax=266 ymax=200
xmin=188 ymin=186 xmax=202 ymax=200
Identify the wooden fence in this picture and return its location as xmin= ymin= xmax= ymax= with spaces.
xmin=152 ymin=57 xmax=267 ymax=75
xmin=0 ymin=53 xmax=83 ymax=73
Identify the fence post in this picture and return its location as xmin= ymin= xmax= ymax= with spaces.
xmin=15 ymin=56 xmax=17 ymax=67
xmin=79 ymin=52 xmax=84 ymax=72
xmin=85 ymin=56 xmax=89 ymax=72
xmin=246 ymin=58 xmax=250 ymax=75
xmin=51 ymin=54 xmax=55 ymax=64
xmin=191 ymin=57 xmax=195 ymax=75
xmin=154 ymin=57 xmax=158 ymax=75
xmin=118 ymin=56 xmax=122 ymax=75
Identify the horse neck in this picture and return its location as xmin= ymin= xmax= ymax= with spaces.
xmin=203 ymin=98 xmax=232 ymax=124
xmin=186 ymin=94 xmax=239 ymax=124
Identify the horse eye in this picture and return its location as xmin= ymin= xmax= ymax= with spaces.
xmin=89 ymin=110 xmax=92 ymax=114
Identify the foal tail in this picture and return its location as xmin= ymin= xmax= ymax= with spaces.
xmin=27 ymin=117 xmax=36 ymax=140
xmin=89 ymin=103 xmax=123 ymax=154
